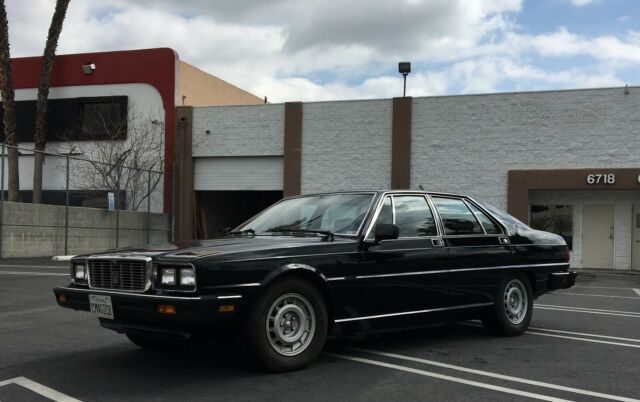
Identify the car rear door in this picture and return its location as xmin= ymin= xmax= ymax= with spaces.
xmin=431 ymin=196 xmax=512 ymax=306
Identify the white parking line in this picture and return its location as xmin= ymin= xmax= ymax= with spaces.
xmin=347 ymin=348 xmax=639 ymax=402
xmin=549 ymin=292 xmax=640 ymax=300
xmin=0 ymin=271 xmax=68 ymax=276
xmin=527 ymin=331 xmax=640 ymax=349
xmin=529 ymin=326 xmax=640 ymax=343
xmin=326 ymin=353 xmax=572 ymax=402
xmin=0 ymin=376 xmax=82 ymax=402
xmin=534 ymin=306 xmax=640 ymax=318
xmin=573 ymin=286 xmax=634 ymax=290
xmin=535 ymin=304 xmax=640 ymax=316
xmin=633 ymin=288 xmax=640 ymax=296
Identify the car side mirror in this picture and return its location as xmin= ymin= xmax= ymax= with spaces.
xmin=375 ymin=224 xmax=399 ymax=243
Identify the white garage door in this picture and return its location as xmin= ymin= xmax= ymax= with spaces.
xmin=194 ymin=156 xmax=283 ymax=191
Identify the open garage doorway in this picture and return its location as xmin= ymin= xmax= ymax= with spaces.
xmin=195 ymin=191 xmax=283 ymax=238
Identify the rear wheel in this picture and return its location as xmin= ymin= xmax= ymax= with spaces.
xmin=482 ymin=275 xmax=533 ymax=336
xmin=240 ymin=277 xmax=328 ymax=372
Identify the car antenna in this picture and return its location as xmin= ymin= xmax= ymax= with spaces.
xmin=418 ymin=184 xmax=425 ymax=190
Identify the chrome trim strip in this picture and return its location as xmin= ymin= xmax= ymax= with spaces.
xmin=326 ymin=262 xmax=570 ymax=281
xmin=56 ymin=287 xmax=202 ymax=300
xmin=334 ymin=302 xmax=494 ymax=323
xmin=327 ymin=277 xmax=347 ymax=281
xmin=356 ymin=269 xmax=450 ymax=279
xmin=217 ymin=295 xmax=243 ymax=299
xmin=209 ymin=282 xmax=261 ymax=289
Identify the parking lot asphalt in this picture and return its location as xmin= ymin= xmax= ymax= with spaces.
xmin=0 ymin=262 xmax=639 ymax=402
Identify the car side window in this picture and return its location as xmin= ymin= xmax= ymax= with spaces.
xmin=393 ymin=196 xmax=438 ymax=237
xmin=467 ymin=203 xmax=501 ymax=234
xmin=432 ymin=197 xmax=484 ymax=235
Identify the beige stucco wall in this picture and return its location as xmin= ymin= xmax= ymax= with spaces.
xmin=178 ymin=61 xmax=263 ymax=107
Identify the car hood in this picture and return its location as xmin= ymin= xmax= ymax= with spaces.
xmin=75 ymin=236 xmax=358 ymax=262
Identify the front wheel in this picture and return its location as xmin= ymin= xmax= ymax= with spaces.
xmin=240 ymin=277 xmax=328 ymax=372
xmin=482 ymin=275 xmax=533 ymax=336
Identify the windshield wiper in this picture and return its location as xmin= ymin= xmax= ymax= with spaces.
xmin=224 ymin=228 xmax=256 ymax=237
xmin=267 ymin=228 xmax=335 ymax=241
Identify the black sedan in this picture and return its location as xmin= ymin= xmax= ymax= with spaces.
xmin=54 ymin=191 xmax=576 ymax=371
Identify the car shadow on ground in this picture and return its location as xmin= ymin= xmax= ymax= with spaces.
xmin=9 ymin=322 xmax=499 ymax=399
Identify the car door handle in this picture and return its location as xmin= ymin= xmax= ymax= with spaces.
xmin=431 ymin=239 xmax=445 ymax=247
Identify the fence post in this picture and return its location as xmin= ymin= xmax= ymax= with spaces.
xmin=146 ymin=170 xmax=151 ymax=244
xmin=0 ymin=142 xmax=4 ymax=259
xmin=115 ymin=167 xmax=120 ymax=249
xmin=64 ymin=150 xmax=70 ymax=255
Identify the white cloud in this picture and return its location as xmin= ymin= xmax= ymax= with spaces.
xmin=508 ymin=28 xmax=640 ymax=65
xmin=2 ymin=0 xmax=636 ymax=102
xmin=570 ymin=0 xmax=598 ymax=6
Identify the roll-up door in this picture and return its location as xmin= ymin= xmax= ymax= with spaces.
xmin=194 ymin=156 xmax=283 ymax=191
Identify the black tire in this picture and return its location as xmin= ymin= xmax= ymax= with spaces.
xmin=240 ymin=277 xmax=328 ymax=372
xmin=125 ymin=333 xmax=177 ymax=349
xmin=482 ymin=274 xmax=533 ymax=336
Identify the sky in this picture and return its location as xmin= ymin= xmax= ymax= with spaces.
xmin=5 ymin=0 xmax=639 ymax=102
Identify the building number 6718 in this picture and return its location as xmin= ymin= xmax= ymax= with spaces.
xmin=586 ymin=173 xmax=615 ymax=184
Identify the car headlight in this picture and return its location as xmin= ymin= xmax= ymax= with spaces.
xmin=160 ymin=268 xmax=176 ymax=286
xmin=72 ymin=263 xmax=87 ymax=282
xmin=179 ymin=268 xmax=195 ymax=286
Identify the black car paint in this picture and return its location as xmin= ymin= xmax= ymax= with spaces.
xmin=54 ymin=190 xmax=573 ymax=340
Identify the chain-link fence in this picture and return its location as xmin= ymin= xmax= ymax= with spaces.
xmin=0 ymin=142 xmax=172 ymax=258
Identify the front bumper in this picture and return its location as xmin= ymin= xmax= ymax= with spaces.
xmin=53 ymin=286 xmax=246 ymax=340
xmin=548 ymin=271 xmax=578 ymax=290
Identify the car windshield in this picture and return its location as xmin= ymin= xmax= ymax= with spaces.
xmin=237 ymin=193 xmax=375 ymax=236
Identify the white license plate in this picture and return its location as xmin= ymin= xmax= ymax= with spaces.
xmin=89 ymin=295 xmax=114 ymax=320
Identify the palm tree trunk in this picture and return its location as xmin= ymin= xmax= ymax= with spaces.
xmin=0 ymin=0 xmax=18 ymax=201
xmin=32 ymin=0 xmax=70 ymax=204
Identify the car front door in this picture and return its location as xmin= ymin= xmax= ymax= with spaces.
xmin=355 ymin=194 xmax=450 ymax=324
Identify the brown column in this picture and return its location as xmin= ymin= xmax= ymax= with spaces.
xmin=391 ymin=97 xmax=412 ymax=189
xmin=174 ymin=106 xmax=194 ymax=240
xmin=507 ymin=171 xmax=530 ymax=224
xmin=283 ymin=102 xmax=303 ymax=197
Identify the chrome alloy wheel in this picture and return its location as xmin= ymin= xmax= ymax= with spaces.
xmin=503 ymin=279 xmax=528 ymax=325
xmin=266 ymin=293 xmax=316 ymax=356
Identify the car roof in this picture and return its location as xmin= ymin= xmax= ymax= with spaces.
xmin=287 ymin=190 xmax=468 ymax=199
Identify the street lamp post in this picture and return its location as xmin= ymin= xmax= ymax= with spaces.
xmin=398 ymin=62 xmax=411 ymax=97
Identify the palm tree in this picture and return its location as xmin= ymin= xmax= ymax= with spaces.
xmin=32 ymin=0 xmax=71 ymax=204
xmin=0 ymin=0 xmax=18 ymax=201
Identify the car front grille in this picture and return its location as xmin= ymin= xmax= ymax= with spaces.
xmin=88 ymin=259 xmax=149 ymax=291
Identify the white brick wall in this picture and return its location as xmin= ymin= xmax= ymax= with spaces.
xmin=529 ymin=190 xmax=639 ymax=270
xmin=301 ymin=100 xmax=393 ymax=194
xmin=192 ymin=104 xmax=284 ymax=157
xmin=411 ymin=87 xmax=640 ymax=209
